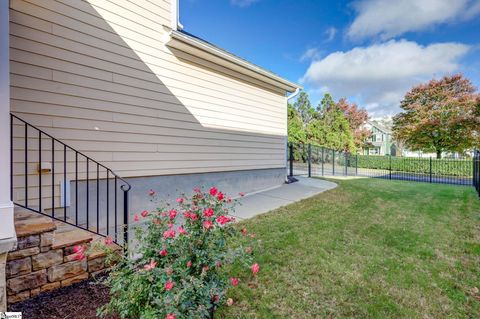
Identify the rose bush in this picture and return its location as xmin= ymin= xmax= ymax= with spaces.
xmin=84 ymin=187 xmax=258 ymax=319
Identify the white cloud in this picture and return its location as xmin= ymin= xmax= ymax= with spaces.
xmin=325 ymin=27 xmax=337 ymax=42
xmin=347 ymin=0 xmax=480 ymax=40
xmin=230 ymin=0 xmax=259 ymax=8
xmin=300 ymin=40 xmax=470 ymax=115
xmin=300 ymin=48 xmax=320 ymax=62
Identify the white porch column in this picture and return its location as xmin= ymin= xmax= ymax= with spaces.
xmin=0 ymin=1 xmax=16 ymax=312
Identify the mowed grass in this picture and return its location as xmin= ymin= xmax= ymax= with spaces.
xmin=218 ymin=178 xmax=480 ymax=319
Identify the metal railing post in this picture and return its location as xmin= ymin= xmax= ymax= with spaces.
xmin=321 ymin=147 xmax=324 ymax=176
xmin=344 ymin=153 xmax=348 ymax=176
xmin=308 ymin=144 xmax=312 ymax=178
xmin=289 ymin=143 xmax=293 ymax=177
xmin=389 ymin=155 xmax=392 ymax=180
xmin=429 ymin=156 xmax=432 ymax=183
xmin=332 ymin=150 xmax=335 ymax=176
xmin=122 ymin=185 xmax=130 ymax=249
xmin=355 ymin=154 xmax=358 ymax=176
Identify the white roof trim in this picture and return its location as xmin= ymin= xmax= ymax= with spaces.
xmin=166 ymin=30 xmax=302 ymax=92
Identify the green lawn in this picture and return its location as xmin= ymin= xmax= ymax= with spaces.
xmin=219 ymin=178 xmax=480 ymax=318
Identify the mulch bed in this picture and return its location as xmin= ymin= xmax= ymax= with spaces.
xmin=8 ymin=278 xmax=117 ymax=319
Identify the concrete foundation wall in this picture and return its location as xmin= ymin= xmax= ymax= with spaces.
xmin=127 ymin=167 xmax=286 ymax=214
xmin=62 ymin=168 xmax=285 ymax=238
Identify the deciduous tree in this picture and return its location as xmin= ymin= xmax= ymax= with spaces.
xmin=287 ymin=104 xmax=307 ymax=144
xmin=308 ymin=94 xmax=356 ymax=152
xmin=393 ymin=74 xmax=480 ymax=158
xmin=337 ymin=98 xmax=371 ymax=149
xmin=294 ymin=91 xmax=315 ymax=126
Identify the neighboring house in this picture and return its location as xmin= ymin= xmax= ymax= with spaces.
xmin=362 ymin=121 xmax=396 ymax=156
xmin=0 ymin=0 xmax=300 ymax=308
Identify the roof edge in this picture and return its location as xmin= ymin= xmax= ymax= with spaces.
xmin=166 ymin=30 xmax=302 ymax=93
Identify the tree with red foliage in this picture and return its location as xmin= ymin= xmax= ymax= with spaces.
xmin=336 ymin=98 xmax=371 ymax=150
xmin=393 ymin=74 xmax=480 ymax=158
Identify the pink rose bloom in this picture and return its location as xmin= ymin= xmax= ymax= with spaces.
xmin=217 ymin=192 xmax=224 ymax=201
xmin=165 ymin=280 xmax=174 ymax=291
xmin=209 ymin=186 xmax=218 ymax=196
xmin=227 ymin=197 xmax=232 ymax=203
xmin=163 ymin=229 xmax=176 ymax=239
xmin=190 ymin=213 xmax=198 ymax=221
xmin=159 ymin=249 xmax=168 ymax=256
xmin=216 ymin=215 xmax=231 ymax=225
xmin=241 ymin=228 xmax=248 ymax=235
xmin=176 ymin=197 xmax=184 ymax=204
xmin=144 ymin=259 xmax=157 ymax=271
xmin=227 ymin=298 xmax=234 ymax=306
xmin=239 ymin=192 xmax=245 ymax=197
xmin=203 ymin=220 xmax=213 ymax=230
xmin=73 ymin=245 xmax=84 ymax=254
xmin=186 ymin=260 xmax=192 ymax=267
xmin=134 ymin=214 xmax=140 ymax=222
xmin=104 ymin=236 xmax=113 ymax=245
xmin=141 ymin=210 xmax=149 ymax=217
xmin=165 ymin=314 xmax=176 ymax=319
xmin=193 ymin=187 xmax=201 ymax=193
xmin=203 ymin=208 xmax=214 ymax=218
xmin=230 ymin=277 xmax=239 ymax=286
xmin=251 ymin=263 xmax=260 ymax=276
xmin=168 ymin=209 xmax=177 ymax=220
xmin=148 ymin=189 xmax=156 ymax=196
xmin=178 ymin=226 xmax=187 ymax=235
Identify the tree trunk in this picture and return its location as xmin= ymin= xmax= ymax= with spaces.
xmin=436 ymin=149 xmax=442 ymax=159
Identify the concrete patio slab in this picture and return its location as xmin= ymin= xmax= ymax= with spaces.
xmin=231 ymin=177 xmax=337 ymax=220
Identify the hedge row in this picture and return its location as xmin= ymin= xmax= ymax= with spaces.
xmin=343 ymin=155 xmax=472 ymax=177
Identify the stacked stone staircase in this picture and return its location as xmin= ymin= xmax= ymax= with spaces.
xmin=6 ymin=208 xmax=120 ymax=304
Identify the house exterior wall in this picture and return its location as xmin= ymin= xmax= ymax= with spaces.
xmin=362 ymin=123 xmax=392 ymax=156
xmin=9 ymin=0 xmax=289 ymax=207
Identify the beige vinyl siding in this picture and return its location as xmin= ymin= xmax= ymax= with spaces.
xmin=10 ymin=0 xmax=288 ymax=207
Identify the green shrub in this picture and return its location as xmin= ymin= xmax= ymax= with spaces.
xmin=80 ymin=187 xmax=258 ymax=319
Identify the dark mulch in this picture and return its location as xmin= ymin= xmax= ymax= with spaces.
xmin=8 ymin=278 xmax=117 ymax=319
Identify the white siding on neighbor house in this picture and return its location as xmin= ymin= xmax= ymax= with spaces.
xmin=9 ymin=0 xmax=288 ymax=206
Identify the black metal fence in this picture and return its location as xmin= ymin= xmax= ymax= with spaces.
xmin=288 ymin=142 xmax=474 ymax=186
xmin=474 ymin=151 xmax=480 ymax=196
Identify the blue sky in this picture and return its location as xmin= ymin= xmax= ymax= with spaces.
xmin=179 ymin=0 xmax=480 ymax=117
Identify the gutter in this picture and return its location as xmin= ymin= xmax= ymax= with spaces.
xmin=286 ymin=88 xmax=300 ymax=102
xmin=166 ymin=30 xmax=302 ymax=93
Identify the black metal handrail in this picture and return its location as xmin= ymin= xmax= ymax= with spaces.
xmin=10 ymin=113 xmax=131 ymax=245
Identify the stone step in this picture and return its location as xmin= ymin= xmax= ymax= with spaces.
xmin=14 ymin=208 xmax=115 ymax=250
xmin=14 ymin=208 xmax=56 ymax=238
xmin=51 ymin=228 xmax=95 ymax=250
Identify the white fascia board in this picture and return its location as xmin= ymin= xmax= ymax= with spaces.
xmin=166 ymin=30 xmax=302 ymax=93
